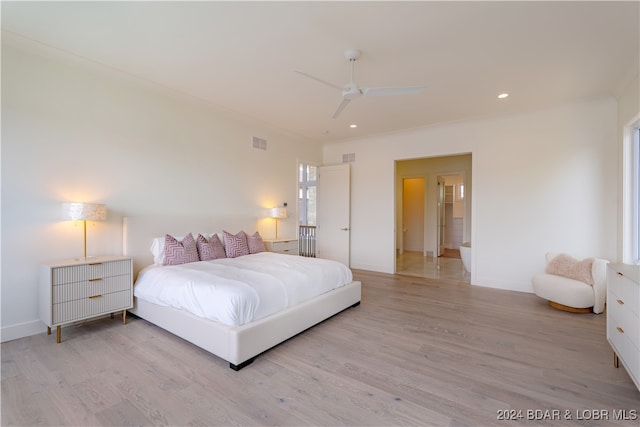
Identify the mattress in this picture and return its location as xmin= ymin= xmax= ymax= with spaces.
xmin=133 ymin=252 xmax=353 ymax=327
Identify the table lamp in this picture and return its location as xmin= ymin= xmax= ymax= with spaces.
xmin=62 ymin=202 xmax=106 ymax=258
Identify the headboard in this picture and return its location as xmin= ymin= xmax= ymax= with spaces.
xmin=123 ymin=215 xmax=259 ymax=279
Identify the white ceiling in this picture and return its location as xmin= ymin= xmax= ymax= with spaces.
xmin=2 ymin=1 xmax=639 ymax=143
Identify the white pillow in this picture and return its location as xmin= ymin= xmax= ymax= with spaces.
xmin=150 ymin=236 xmax=180 ymax=265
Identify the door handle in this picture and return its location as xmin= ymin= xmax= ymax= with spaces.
xmin=341 ymin=227 xmax=350 ymax=231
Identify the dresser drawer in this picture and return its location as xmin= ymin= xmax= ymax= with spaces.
xmin=609 ymin=271 xmax=639 ymax=317
xmin=53 ymin=290 xmax=133 ymax=324
xmin=608 ymin=299 xmax=639 ymax=349
xmin=52 ymin=259 xmax=132 ymax=285
xmin=53 ymin=275 xmax=132 ymax=304
xmin=609 ymin=319 xmax=640 ymax=384
xmin=265 ymin=239 xmax=299 ymax=255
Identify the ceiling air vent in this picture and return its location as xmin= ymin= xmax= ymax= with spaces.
xmin=342 ymin=153 xmax=355 ymax=163
xmin=252 ymin=136 xmax=267 ymax=151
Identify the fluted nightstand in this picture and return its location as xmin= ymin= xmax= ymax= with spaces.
xmin=39 ymin=255 xmax=133 ymax=343
xmin=263 ymin=239 xmax=299 ymax=255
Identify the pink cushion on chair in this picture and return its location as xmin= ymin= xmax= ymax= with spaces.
xmin=223 ymin=230 xmax=250 ymax=258
xmin=545 ymin=254 xmax=594 ymax=285
xmin=163 ymin=233 xmax=199 ymax=265
xmin=196 ymin=233 xmax=226 ymax=260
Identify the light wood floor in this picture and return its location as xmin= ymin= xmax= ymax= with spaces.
xmin=396 ymin=251 xmax=471 ymax=283
xmin=2 ymin=270 xmax=639 ymax=426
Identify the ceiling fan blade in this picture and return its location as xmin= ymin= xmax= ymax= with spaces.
xmin=362 ymin=86 xmax=426 ymax=97
xmin=332 ymin=98 xmax=351 ymax=119
xmin=294 ymin=71 xmax=342 ymax=91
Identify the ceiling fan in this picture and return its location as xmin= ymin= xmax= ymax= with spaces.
xmin=295 ymin=48 xmax=425 ymax=119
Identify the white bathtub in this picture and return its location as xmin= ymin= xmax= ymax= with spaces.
xmin=459 ymin=242 xmax=471 ymax=273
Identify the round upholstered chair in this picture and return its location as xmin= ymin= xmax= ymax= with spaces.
xmin=531 ymin=252 xmax=609 ymax=314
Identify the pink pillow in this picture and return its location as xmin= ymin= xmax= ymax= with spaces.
xmin=247 ymin=231 xmax=265 ymax=254
xmin=223 ymin=230 xmax=249 ymax=258
xmin=196 ymin=234 xmax=226 ymax=261
xmin=163 ymin=233 xmax=199 ymax=265
xmin=546 ymin=254 xmax=594 ymax=285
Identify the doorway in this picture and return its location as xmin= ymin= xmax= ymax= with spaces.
xmin=401 ymin=177 xmax=425 ymax=255
xmin=438 ymin=174 xmax=465 ymax=255
xmin=395 ymin=154 xmax=471 ymax=282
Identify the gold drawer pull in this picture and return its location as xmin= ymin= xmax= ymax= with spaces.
xmin=616 ymin=271 xmax=623 ymax=276
xmin=616 ymin=326 xmax=624 ymax=334
xmin=617 ymin=299 xmax=624 ymax=305
xmin=89 ymin=263 xmax=103 ymax=266
xmin=89 ymin=295 xmax=103 ymax=299
xmin=89 ymin=278 xmax=102 ymax=282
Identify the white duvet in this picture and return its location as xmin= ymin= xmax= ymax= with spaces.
xmin=133 ymin=252 xmax=353 ymax=327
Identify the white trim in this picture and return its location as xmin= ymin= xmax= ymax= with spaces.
xmin=622 ymin=113 xmax=640 ymax=264
xmin=1 ymin=320 xmax=45 ymax=343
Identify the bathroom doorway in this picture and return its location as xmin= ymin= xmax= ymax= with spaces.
xmin=401 ymin=177 xmax=425 ymax=255
xmin=437 ymin=174 xmax=465 ymax=256
xmin=395 ymin=154 xmax=471 ymax=283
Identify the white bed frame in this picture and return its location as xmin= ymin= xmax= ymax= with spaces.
xmin=122 ymin=216 xmax=361 ymax=370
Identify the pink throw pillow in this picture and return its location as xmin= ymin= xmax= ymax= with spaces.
xmin=223 ymin=230 xmax=250 ymax=258
xmin=247 ymin=231 xmax=265 ymax=254
xmin=546 ymin=254 xmax=594 ymax=285
xmin=196 ymin=234 xmax=226 ymax=260
xmin=163 ymin=233 xmax=199 ymax=265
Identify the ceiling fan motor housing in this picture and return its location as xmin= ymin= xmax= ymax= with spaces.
xmin=344 ymin=48 xmax=361 ymax=61
xmin=342 ymin=83 xmax=362 ymax=99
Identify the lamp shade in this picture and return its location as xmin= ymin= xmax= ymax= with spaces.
xmin=62 ymin=203 xmax=107 ymax=221
xmin=268 ymin=207 xmax=287 ymax=219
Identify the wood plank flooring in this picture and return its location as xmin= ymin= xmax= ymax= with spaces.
xmin=2 ymin=270 xmax=639 ymax=426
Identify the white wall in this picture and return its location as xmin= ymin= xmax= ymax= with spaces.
xmin=324 ymin=98 xmax=618 ymax=293
xmin=1 ymin=34 xmax=322 ymax=341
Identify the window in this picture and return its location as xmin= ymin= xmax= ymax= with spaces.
xmin=633 ymin=125 xmax=640 ymax=263
xmin=298 ymin=163 xmax=317 ymax=226
xmin=624 ymin=115 xmax=640 ymax=264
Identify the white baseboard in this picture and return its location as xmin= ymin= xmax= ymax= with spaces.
xmin=350 ymin=262 xmax=393 ymax=274
xmin=1 ymin=319 xmax=43 ymax=343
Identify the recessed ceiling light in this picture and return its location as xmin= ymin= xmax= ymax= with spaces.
xmin=350 ymin=124 xmax=357 ymax=128
xmin=498 ymin=93 xmax=509 ymax=99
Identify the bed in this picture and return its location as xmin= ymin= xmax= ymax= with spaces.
xmin=122 ymin=215 xmax=361 ymax=370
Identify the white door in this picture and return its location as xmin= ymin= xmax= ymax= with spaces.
xmin=316 ymin=164 xmax=350 ymax=265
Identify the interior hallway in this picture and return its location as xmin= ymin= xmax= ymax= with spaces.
xmin=396 ymin=249 xmax=470 ymax=283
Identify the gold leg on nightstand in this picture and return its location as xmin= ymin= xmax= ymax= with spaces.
xmin=122 ymin=310 xmax=127 ymax=325
xmin=47 ymin=326 xmax=51 ymax=335
xmin=56 ymin=326 xmax=61 ymax=343
xmin=614 ymin=352 xmax=619 ymax=368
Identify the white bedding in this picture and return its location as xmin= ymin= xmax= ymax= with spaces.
xmin=133 ymin=252 xmax=353 ymax=327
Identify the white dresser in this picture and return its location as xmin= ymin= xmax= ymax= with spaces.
xmin=607 ymin=263 xmax=640 ymax=391
xmin=263 ymin=239 xmax=299 ymax=255
xmin=39 ymin=255 xmax=133 ymax=343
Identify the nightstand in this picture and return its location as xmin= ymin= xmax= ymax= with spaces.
xmin=39 ymin=255 xmax=133 ymax=343
xmin=263 ymin=239 xmax=299 ymax=255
